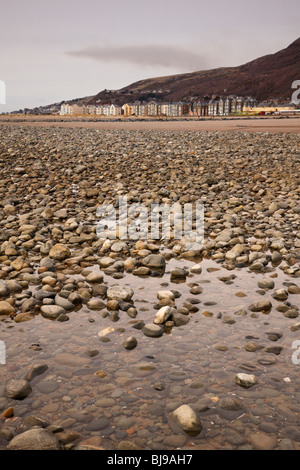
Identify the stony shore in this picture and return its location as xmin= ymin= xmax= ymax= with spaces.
xmin=0 ymin=125 xmax=299 ymax=450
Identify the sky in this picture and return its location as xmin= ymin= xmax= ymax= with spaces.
xmin=0 ymin=0 xmax=299 ymax=112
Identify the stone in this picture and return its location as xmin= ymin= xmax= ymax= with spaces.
xmin=249 ymin=432 xmax=277 ymax=450
xmin=170 ymin=404 xmax=202 ymax=436
xmin=170 ymin=268 xmax=188 ymax=280
xmin=5 ymin=379 xmax=32 ymax=399
xmin=14 ymin=313 xmax=35 ymax=323
xmin=142 ymin=324 xmax=163 ymax=337
xmin=141 ymin=254 xmax=166 ymax=269
xmin=288 ymin=285 xmax=300 ymax=294
xmin=49 ymin=244 xmax=71 ymax=261
xmin=172 ymin=312 xmax=190 ymax=326
xmin=55 ymin=295 xmax=74 ymax=311
xmin=23 ymin=364 xmax=48 ymax=382
xmin=219 ymin=397 xmax=244 ymax=411
xmin=55 ymin=430 xmax=81 ymax=445
xmin=0 ymin=301 xmax=15 ymax=316
xmin=257 ymin=278 xmax=275 ymax=289
xmin=7 ymin=428 xmax=61 ymax=450
xmin=248 ymin=299 xmax=272 ymax=313
xmin=107 ymin=285 xmax=134 ymax=301
xmin=87 ymin=299 xmax=106 ymax=310
xmin=85 ymin=271 xmax=104 ymax=283
xmin=272 ymin=289 xmax=288 ymax=301
xmin=153 ymin=306 xmax=173 ymax=324
xmin=235 ymin=373 xmax=258 ymax=388
xmin=157 ymin=290 xmax=175 ymax=301
xmin=122 ymin=336 xmax=138 ymax=350
xmin=0 ymin=281 xmax=10 ymax=298
xmin=190 ymin=264 xmax=202 ymax=274
xmin=41 ymin=305 xmax=66 ymax=319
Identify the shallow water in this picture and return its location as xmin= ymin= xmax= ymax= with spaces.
xmin=0 ymin=257 xmax=300 ymax=450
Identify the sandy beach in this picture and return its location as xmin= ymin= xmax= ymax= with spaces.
xmin=0 ymin=116 xmax=299 ymax=133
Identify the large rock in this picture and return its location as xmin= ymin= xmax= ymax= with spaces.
xmin=142 ymin=324 xmax=163 ymax=338
xmin=248 ymin=299 xmax=272 ymax=313
xmin=7 ymin=428 xmax=61 ymax=450
xmin=141 ymin=254 xmax=166 ymax=269
xmin=0 ymin=301 xmax=15 ymax=316
xmin=5 ymin=379 xmax=32 ymax=399
xmin=41 ymin=305 xmax=66 ymax=319
xmin=107 ymin=286 xmax=134 ymax=301
xmin=257 ymin=278 xmax=275 ymax=289
xmin=49 ymin=244 xmax=71 ymax=261
xmin=154 ymin=306 xmax=173 ymax=324
xmin=85 ymin=271 xmax=104 ymax=283
xmin=55 ymin=295 xmax=74 ymax=311
xmin=157 ymin=290 xmax=175 ymax=301
xmin=170 ymin=405 xmax=202 ymax=436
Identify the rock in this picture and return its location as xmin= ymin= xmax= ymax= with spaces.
xmin=264 ymin=346 xmax=283 ymax=355
xmin=14 ymin=313 xmax=35 ymax=323
xmin=21 ymin=298 xmax=38 ymax=312
xmin=87 ymin=299 xmax=106 ymax=310
xmin=107 ymin=285 xmax=134 ymax=301
xmin=271 ymin=251 xmax=282 ymax=264
xmin=257 ymin=278 xmax=275 ymax=289
xmin=49 ymin=244 xmax=71 ymax=261
xmin=55 ymin=295 xmax=74 ymax=311
xmin=5 ymin=379 xmax=32 ymax=399
xmin=23 ymin=364 xmax=48 ymax=382
xmin=41 ymin=305 xmax=66 ymax=319
xmin=0 ymin=301 xmax=15 ymax=316
xmin=190 ymin=264 xmax=202 ymax=274
xmin=23 ymin=415 xmax=49 ymax=428
xmin=288 ymin=285 xmax=300 ymax=294
xmin=98 ymin=327 xmax=115 ymax=337
xmin=122 ymin=336 xmax=138 ymax=350
xmin=55 ymin=430 xmax=81 ymax=445
xmin=7 ymin=428 xmax=61 ymax=450
xmin=153 ymin=306 xmax=173 ymax=324
xmin=170 ymin=268 xmax=188 ymax=280
xmin=157 ymin=290 xmax=175 ymax=301
xmin=249 ymin=432 xmax=277 ymax=450
xmin=10 ymin=257 xmax=25 ymax=271
xmin=272 ymin=289 xmax=288 ymax=301
xmin=170 ymin=404 xmax=202 ymax=436
xmin=141 ymin=254 xmax=166 ymax=269
xmin=219 ymin=397 xmax=244 ymax=411
xmin=6 ymin=280 xmax=22 ymax=293
xmin=283 ymin=309 xmax=299 ymax=319
xmin=235 ymin=373 xmax=258 ymax=388
xmin=85 ymin=271 xmax=104 ymax=283
xmin=213 ymin=343 xmax=228 ymax=351
xmin=0 ymin=281 xmax=10 ymax=298
xmin=117 ymin=441 xmax=139 ymax=450
xmin=248 ymin=299 xmax=272 ymax=313
xmin=142 ymin=324 xmax=163 ymax=337
xmin=172 ymin=312 xmax=190 ymax=326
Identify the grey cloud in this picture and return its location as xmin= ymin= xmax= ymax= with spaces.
xmin=66 ymin=45 xmax=208 ymax=71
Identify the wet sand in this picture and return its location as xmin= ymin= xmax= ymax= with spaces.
xmin=0 ymin=116 xmax=299 ymax=133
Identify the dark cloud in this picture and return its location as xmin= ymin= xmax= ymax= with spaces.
xmin=66 ymin=45 xmax=209 ymax=71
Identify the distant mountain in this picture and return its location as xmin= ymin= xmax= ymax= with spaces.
xmin=87 ymin=38 xmax=300 ymax=105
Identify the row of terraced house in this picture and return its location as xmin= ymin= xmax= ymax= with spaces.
xmin=60 ymin=96 xmax=258 ymax=117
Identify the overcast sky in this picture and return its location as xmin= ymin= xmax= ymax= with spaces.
xmin=0 ymin=0 xmax=299 ymax=111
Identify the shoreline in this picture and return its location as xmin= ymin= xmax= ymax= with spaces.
xmin=0 ymin=116 xmax=299 ymax=133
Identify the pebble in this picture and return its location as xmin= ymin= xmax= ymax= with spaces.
xmin=235 ymin=373 xmax=258 ymax=389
